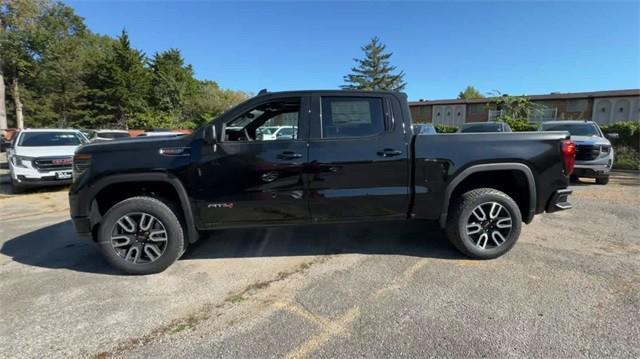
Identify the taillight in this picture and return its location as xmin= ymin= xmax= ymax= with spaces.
xmin=562 ymin=140 xmax=576 ymax=176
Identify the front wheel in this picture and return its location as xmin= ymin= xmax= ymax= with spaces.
xmin=446 ymin=188 xmax=522 ymax=259
xmin=595 ymin=176 xmax=609 ymax=185
xmin=97 ymin=196 xmax=185 ymax=275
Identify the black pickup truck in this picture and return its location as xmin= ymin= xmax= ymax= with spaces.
xmin=69 ymin=90 xmax=575 ymax=274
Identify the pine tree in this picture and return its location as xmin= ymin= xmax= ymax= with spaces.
xmin=149 ymin=49 xmax=199 ymax=120
xmin=342 ymin=36 xmax=406 ymax=92
xmin=85 ymin=30 xmax=150 ymax=129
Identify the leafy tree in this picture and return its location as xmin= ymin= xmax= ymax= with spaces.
xmin=30 ymin=3 xmax=88 ymax=127
xmin=191 ymin=80 xmax=248 ymax=125
xmin=0 ymin=0 xmax=44 ymax=128
xmin=1 ymin=1 xmax=249 ymax=130
xmin=487 ymin=92 xmax=540 ymax=131
xmin=342 ymin=36 xmax=406 ymax=92
xmin=457 ymin=86 xmax=484 ymax=99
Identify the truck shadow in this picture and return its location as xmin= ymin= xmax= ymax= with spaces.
xmin=1 ymin=220 xmax=462 ymax=275
xmin=184 ymin=220 xmax=461 ymax=261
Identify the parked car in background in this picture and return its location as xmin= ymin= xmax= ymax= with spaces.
xmin=540 ymin=120 xmax=615 ymax=184
xmin=260 ymin=126 xmax=298 ymax=140
xmin=137 ymin=130 xmax=186 ymax=138
xmin=69 ymin=90 xmax=574 ymax=274
xmin=90 ymin=129 xmax=130 ymax=142
xmin=458 ymin=122 xmax=512 ymax=133
xmin=8 ymin=129 xmax=88 ymax=191
xmin=80 ymin=129 xmax=95 ymax=139
xmin=413 ymin=123 xmax=437 ymax=135
xmin=1 ymin=132 xmax=9 ymax=153
xmin=1 ymin=129 xmax=18 ymax=152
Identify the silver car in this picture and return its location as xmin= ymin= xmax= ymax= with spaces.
xmin=541 ymin=121 xmax=615 ymax=184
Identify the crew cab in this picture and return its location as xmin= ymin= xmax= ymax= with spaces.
xmin=9 ymin=129 xmax=88 ymax=191
xmin=69 ymin=90 xmax=575 ymax=274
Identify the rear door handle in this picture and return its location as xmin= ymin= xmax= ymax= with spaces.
xmin=277 ymin=151 xmax=303 ymax=160
xmin=377 ymin=148 xmax=402 ymax=157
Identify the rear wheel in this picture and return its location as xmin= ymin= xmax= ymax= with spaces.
xmin=446 ymin=188 xmax=522 ymax=259
xmin=98 ymin=196 xmax=185 ymax=274
xmin=595 ymin=176 xmax=609 ymax=185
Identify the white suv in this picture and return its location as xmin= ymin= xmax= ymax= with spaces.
xmin=8 ymin=129 xmax=88 ymax=190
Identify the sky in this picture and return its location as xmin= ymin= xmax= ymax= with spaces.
xmin=66 ymin=1 xmax=640 ymax=100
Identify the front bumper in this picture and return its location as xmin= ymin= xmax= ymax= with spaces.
xmin=11 ymin=165 xmax=73 ymax=187
xmin=546 ymin=189 xmax=573 ymax=213
xmin=573 ymin=164 xmax=611 ymax=178
xmin=573 ymin=151 xmax=613 ymax=178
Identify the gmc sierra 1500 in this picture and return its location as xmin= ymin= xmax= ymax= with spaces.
xmin=69 ymin=90 xmax=575 ymax=274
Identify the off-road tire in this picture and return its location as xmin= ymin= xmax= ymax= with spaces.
xmin=98 ymin=196 xmax=185 ymax=275
xmin=445 ymin=188 xmax=522 ymax=259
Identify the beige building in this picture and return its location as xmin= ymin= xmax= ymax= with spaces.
xmin=409 ymin=89 xmax=640 ymax=125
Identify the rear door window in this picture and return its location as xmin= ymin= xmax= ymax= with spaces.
xmin=320 ymin=97 xmax=385 ymax=138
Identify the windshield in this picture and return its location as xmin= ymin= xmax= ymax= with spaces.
xmin=542 ymin=123 xmax=600 ymax=137
xmin=18 ymin=132 xmax=85 ymax=147
xmin=98 ymin=132 xmax=129 ymax=139
xmin=415 ymin=125 xmax=436 ymax=134
xmin=459 ymin=123 xmax=503 ymax=133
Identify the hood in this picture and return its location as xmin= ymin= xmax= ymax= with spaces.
xmin=77 ymin=133 xmax=191 ymax=154
xmin=570 ymin=135 xmax=611 ymax=146
xmin=15 ymin=145 xmax=78 ymax=158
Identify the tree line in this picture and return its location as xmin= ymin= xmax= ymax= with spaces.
xmin=0 ymin=1 xmax=538 ymax=132
xmin=0 ymin=0 xmax=248 ymax=130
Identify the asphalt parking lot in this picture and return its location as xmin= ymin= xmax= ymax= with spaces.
xmin=1 ymin=154 xmax=639 ymax=358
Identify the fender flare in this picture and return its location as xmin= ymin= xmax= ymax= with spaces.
xmin=438 ymin=163 xmax=537 ymax=228
xmin=86 ymin=172 xmax=199 ymax=243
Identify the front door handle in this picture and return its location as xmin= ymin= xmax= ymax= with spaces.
xmin=277 ymin=151 xmax=303 ymax=160
xmin=377 ymin=148 xmax=403 ymax=157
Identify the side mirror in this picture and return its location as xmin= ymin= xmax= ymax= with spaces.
xmin=605 ymin=132 xmax=619 ymax=140
xmin=204 ymin=125 xmax=217 ymax=144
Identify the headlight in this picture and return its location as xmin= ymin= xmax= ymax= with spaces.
xmin=73 ymin=153 xmax=92 ymax=178
xmin=11 ymin=155 xmax=31 ymax=168
xmin=601 ymin=145 xmax=610 ymax=154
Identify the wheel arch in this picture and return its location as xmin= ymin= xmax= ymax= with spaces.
xmin=86 ymin=173 xmax=199 ymax=243
xmin=439 ymin=163 xmax=537 ymax=228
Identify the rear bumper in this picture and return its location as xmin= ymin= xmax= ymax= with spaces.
xmin=546 ymin=189 xmax=573 ymax=213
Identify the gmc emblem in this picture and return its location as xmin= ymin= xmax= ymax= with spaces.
xmin=52 ymin=158 xmax=73 ymax=165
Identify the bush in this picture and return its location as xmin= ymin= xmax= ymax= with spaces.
xmin=613 ymin=145 xmax=640 ymax=170
xmin=497 ymin=116 xmax=538 ymax=132
xmin=434 ymin=124 xmax=458 ymax=133
xmin=600 ymin=121 xmax=639 ymax=152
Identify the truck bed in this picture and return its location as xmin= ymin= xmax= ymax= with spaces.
xmin=411 ymin=131 xmax=570 ymax=221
